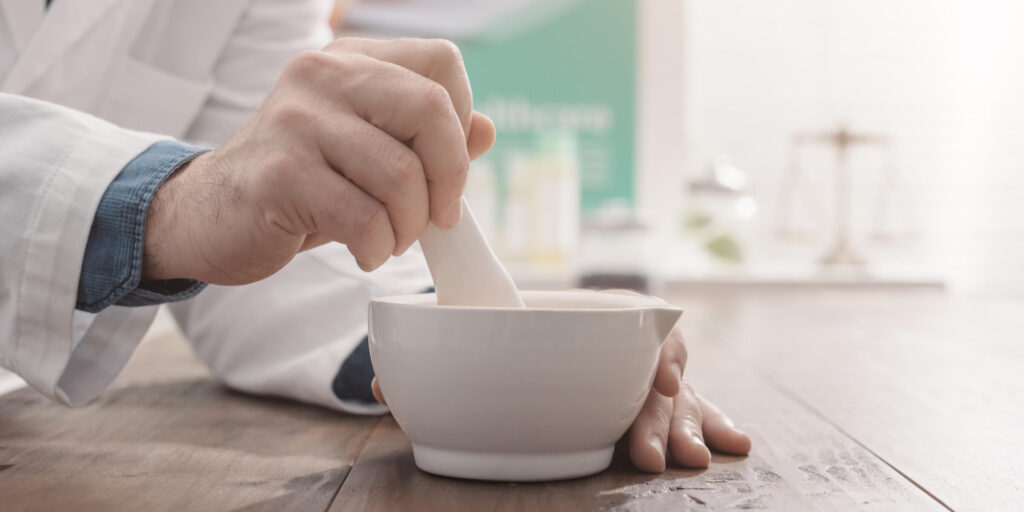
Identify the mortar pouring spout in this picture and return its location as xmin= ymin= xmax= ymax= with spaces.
xmin=650 ymin=306 xmax=683 ymax=344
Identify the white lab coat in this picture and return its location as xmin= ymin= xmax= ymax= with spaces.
xmin=0 ymin=0 xmax=431 ymax=413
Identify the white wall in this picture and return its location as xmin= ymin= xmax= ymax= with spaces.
xmin=642 ymin=0 xmax=1024 ymax=294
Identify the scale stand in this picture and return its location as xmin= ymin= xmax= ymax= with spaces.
xmin=789 ymin=125 xmax=890 ymax=268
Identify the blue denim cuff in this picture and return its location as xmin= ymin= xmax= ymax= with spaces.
xmin=76 ymin=140 xmax=210 ymax=313
xmin=332 ymin=287 xmax=435 ymax=404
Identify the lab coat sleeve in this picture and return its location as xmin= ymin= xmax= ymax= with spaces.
xmin=0 ymin=93 xmax=168 ymax=405
xmin=182 ymin=0 xmax=335 ymax=146
xmin=168 ymin=244 xmax=434 ymax=415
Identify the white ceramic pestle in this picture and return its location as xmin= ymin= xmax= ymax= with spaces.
xmin=418 ymin=197 xmax=525 ymax=308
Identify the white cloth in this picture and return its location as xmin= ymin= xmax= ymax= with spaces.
xmin=0 ymin=0 xmax=432 ymax=412
xmin=170 ymin=246 xmax=431 ymax=415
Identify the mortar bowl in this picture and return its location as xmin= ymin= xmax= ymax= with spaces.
xmin=369 ymin=290 xmax=682 ymax=481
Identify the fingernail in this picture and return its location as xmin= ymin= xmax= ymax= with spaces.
xmin=648 ymin=435 xmax=664 ymax=457
xmin=445 ymin=200 xmax=463 ymax=227
xmin=671 ymin=362 xmax=682 ymax=383
xmin=691 ymin=433 xmax=706 ymax=447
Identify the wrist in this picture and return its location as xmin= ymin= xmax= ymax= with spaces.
xmin=142 ymin=151 xmax=209 ymax=282
xmin=77 ymin=141 xmax=211 ymax=312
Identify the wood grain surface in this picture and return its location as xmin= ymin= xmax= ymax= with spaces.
xmin=670 ymin=288 xmax=1024 ymax=512
xmin=0 ymin=330 xmax=379 ymax=512
xmin=3 ymin=287 xmax=1017 ymax=511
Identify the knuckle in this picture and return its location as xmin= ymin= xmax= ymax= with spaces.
xmin=669 ymin=332 xmax=687 ymax=359
xmin=266 ymin=99 xmax=312 ymax=129
xmin=430 ymin=39 xmax=464 ymax=67
xmin=653 ymin=404 xmax=672 ymax=427
xmin=431 ymin=39 xmax=472 ymax=119
xmin=324 ymin=37 xmax=368 ymax=54
xmin=358 ymin=203 xmax=391 ymax=243
xmin=676 ymin=408 xmax=703 ymax=432
xmin=322 ymin=38 xmax=345 ymax=53
xmin=284 ymin=50 xmax=332 ymax=81
xmin=420 ymin=82 xmax=454 ymax=115
xmin=673 ymin=390 xmax=702 ymax=424
xmin=388 ymin=149 xmax=423 ymax=188
xmin=449 ymin=156 xmax=470 ymax=184
xmin=678 ymin=379 xmax=697 ymax=399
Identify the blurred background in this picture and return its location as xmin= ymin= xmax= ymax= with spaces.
xmin=337 ymin=0 xmax=1024 ymax=298
xmin=8 ymin=0 xmax=1020 ymax=396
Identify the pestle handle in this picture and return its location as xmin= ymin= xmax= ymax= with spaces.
xmin=419 ymin=197 xmax=525 ymax=308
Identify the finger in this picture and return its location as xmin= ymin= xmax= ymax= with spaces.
xmin=652 ymin=328 xmax=686 ymax=397
xmin=326 ymin=38 xmax=473 ymax=135
xmin=698 ymin=393 xmax=752 ymax=455
xmin=371 ymin=378 xmax=386 ymax=405
xmin=299 ymin=233 xmax=332 ymax=252
xmin=337 ymin=53 xmax=469 ymax=229
xmin=628 ymin=390 xmax=672 ymax=473
xmin=668 ymin=381 xmax=711 ymax=468
xmin=467 ymin=111 xmax=496 ymax=161
xmin=316 ymin=114 xmax=429 ymax=255
xmin=595 ymin=289 xmax=685 ymax=397
xmin=281 ymin=163 xmax=396 ymax=271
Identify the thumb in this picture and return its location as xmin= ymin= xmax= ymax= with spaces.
xmin=467 ymin=111 xmax=496 ymax=160
xmin=371 ymin=378 xmax=387 ymax=405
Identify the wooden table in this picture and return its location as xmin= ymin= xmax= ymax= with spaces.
xmin=1 ymin=287 xmax=1020 ymax=511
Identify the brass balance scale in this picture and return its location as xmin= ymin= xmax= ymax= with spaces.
xmin=778 ymin=125 xmax=910 ymax=268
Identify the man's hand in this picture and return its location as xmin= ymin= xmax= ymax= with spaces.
xmin=143 ymin=38 xmax=496 ymax=284
xmin=626 ymin=324 xmax=751 ymax=471
xmin=587 ymin=289 xmax=751 ymax=470
xmin=371 ymin=290 xmax=752 ymax=472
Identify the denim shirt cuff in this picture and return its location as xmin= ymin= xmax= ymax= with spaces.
xmin=76 ymin=140 xmax=210 ymax=313
xmin=332 ymin=287 xmax=436 ymax=404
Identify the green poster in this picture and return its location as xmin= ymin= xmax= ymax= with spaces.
xmin=457 ymin=0 xmax=637 ymax=213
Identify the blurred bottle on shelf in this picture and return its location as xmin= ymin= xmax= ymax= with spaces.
xmin=502 ymin=130 xmax=580 ymax=270
xmin=577 ymin=201 xmax=660 ymax=294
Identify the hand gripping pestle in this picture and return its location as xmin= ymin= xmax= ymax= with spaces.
xmin=418 ymin=197 xmax=526 ymax=308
